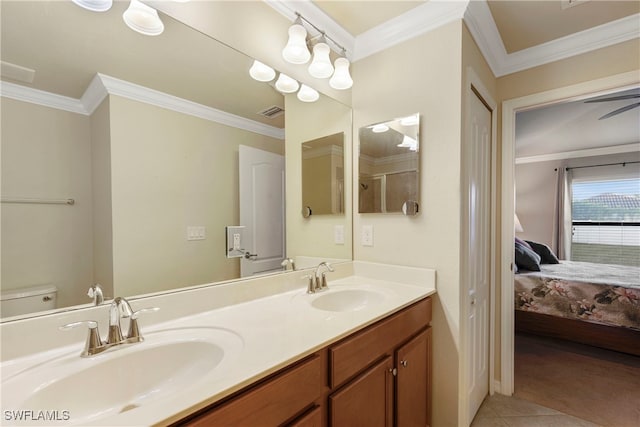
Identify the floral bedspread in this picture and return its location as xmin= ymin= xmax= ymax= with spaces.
xmin=515 ymin=261 xmax=640 ymax=331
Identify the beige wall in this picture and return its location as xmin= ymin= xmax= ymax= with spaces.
xmin=1 ymin=98 xmax=94 ymax=308
xmin=516 ymin=152 xmax=640 ymax=247
xmin=108 ymin=95 xmax=283 ymax=297
xmin=286 ymin=93 xmax=352 ymax=260
xmin=352 ymin=21 xmax=464 ymax=426
xmin=90 ymin=98 xmax=114 ymax=299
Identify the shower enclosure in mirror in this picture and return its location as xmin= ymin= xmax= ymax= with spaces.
xmin=301 ymin=132 xmax=345 ymax=216
xmin=358 ymin=114 xmax=420 ymax=214
xmin=0 ymin=0 xmax=352 ymax=320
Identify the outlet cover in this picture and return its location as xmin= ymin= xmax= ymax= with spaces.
xmin=361 ymin=225 xmax=373 ymax=246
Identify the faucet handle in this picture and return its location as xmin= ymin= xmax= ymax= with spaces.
xmin=128 ymin=307 xmax=159 ymax=341
xmin=60 ymin=321 xmax=103 ymax=357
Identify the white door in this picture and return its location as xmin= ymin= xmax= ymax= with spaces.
xmin=465 ymin=89 xmax=492 ymax=421
xmin=239 ymin=145 xmax=285 ymax=277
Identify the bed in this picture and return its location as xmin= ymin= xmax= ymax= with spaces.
xmin=514 ymin=260 xmax=640 ymax=356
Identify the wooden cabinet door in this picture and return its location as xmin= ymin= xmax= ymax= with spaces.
xmin=287 ymin=405 xmax=322 ymax=427
xmin=396 ymin=328 xmax=431 ymax=427
xmin=329 ymin=356 xmax=394 ymax=427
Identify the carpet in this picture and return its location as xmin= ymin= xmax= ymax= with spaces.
xmin=515 ymin=333 xmax=640 ymax=427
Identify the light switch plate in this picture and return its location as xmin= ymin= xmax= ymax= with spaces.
xmin=334 ymin=225 xmax=345 ymax=245
xmin=361 ymin=225 xmax=373 ymax=246
xmin=187 ymin=226 xmax=206 ymax=241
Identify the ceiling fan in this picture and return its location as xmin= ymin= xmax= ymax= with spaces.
xmin=584 ymin=93 xmax=640 ymax=120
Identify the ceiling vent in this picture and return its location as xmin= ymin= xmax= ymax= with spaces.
xmin=561 ymin=0 xmax=591 ymax=10
xmin=257 ymin=105 xmax=285 ymax=119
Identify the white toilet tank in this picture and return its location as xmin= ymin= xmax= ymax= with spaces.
xmin=1 ymin=284 xmax=58 ymax=318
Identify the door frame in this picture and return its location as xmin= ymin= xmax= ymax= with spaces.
xmin=459 ymin=67 xmax=498 ymax=427
xmin=499 ymin=70 xmax=639 ymax=395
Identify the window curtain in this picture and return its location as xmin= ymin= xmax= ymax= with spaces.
xmin=552 ymin=164 xmax=572 ymax=260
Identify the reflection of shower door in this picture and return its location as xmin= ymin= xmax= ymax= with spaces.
xmin=239 ymin=146 xmax=285 ymax=277
xmin=360 ymin=171 xmax=417 ymax=213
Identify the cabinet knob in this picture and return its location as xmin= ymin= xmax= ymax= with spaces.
xmin=400 ymin=360 xmax=408 ymax=368
xmin=389 ymin=367 xmax=397 ymax=376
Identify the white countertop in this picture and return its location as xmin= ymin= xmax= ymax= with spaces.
xmin=0 ymin=262 xmax=436 ymax=426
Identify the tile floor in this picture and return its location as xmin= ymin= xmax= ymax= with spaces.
xmin=470 ymin=394 xmax=600 ymax=427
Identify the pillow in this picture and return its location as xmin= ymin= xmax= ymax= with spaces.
xmin=515 ymin=236 xmax=531 ymax=249
xmin=525 ymin=240 xmax=560 ymax=264
xmin=515 ymin=240 xmax=541 ymax=271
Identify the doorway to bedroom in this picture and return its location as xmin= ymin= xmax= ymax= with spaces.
xmin=501 ymin=72 xmax=640 ymax=426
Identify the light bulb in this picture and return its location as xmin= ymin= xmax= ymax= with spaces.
xmin=297 ymin=85 xmax=319 ymax=103
xmin=71 ymin=0 xmax=113 ymax=12
xmin=308 ymin=40 xmax=333 ymax=79
xmin=329 ymin=57 xmax=353 ymax=90
xmin=123 ymin=0 xmax=164 ymax=36
xmin=282 ymin=21 xmax=311 ymax=64
xmin=249 ymin=60 xmax=275 ymax=82
xmin=275 ymin=73 xmax=299 ymax=93
xmin=400 ymin=114 xmax=419 ymax=126
xmin=372 ymin=124 xmax=389 ymax=133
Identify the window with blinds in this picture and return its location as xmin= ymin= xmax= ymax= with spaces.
xmin=571 ymin=175 xmax=640 ymax=267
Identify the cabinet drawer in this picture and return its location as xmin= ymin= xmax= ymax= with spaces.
xmin=181 ymin=353 xmax=325 ymax=426
xmin=329 ymin=297 xmax=431 ymax=388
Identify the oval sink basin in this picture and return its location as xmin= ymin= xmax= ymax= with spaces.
xmin=311 ymin=289 xmax=386 ymax=312
xmin=1 ymin=327 xmax=243 ymax=426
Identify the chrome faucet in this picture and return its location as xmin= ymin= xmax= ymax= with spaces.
xmin=306 ymin=262 xmax=334 ymax=293
xmin=315 ymin=262 xmax=334 ymax=291
xmin=87 ymin=283 xmax=104 ymax=306
xmin=60 ymin=297 xmax=158 ymax=357
xmin=108 ymin=296 xmax=133 ymax=344
xmin=281 ymin=257 xmax=296 ymax=271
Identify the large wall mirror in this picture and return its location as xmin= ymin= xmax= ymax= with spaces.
xmin=358 ymin=114 xmax=420 ymax=214
xmin=0 ymin=1 xmax=352 ymax=320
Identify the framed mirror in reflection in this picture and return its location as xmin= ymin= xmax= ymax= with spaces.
xmin=301 ymin=132 xmax=345 ymax=216
xmin=358 ymin=114 xmax=420 ymax=214
xmin=0 ymin=1 xmax=352 ymax=320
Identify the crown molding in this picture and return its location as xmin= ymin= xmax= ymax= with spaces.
xmin=1 ymin=75 xmax=285 ymax=140
xmin=492 ymin=13 xmax=640 ymax=77
xmin=354 ymin=0 xmax=469 ymax=62
xmin=96 ymin=74 xmax=285 ymax=140
xmin=515 ymin=143 xmax=640 ymax=165
xmin=0 ymin=81 xmax=86 ymax=114
xmin=81 ymin=74 xmax=109 ymax=115
xmin=266 ymin=0 xmax=639 ymax=77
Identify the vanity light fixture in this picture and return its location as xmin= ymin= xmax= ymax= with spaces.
xmin=329 ymin=56 xmax=353 ymax=90
xmin=308 ymin=36 xmax=334 ymax=79
xmin=275 ymin=73 xmax=300 ymax=93
xmin=71 ymin=0 xmax=113 ymax=12
xmin=297 ymin=84 xmax=319 ymax=103
xmin=123 ymin=0 xmax=165 ymax=36
xmin=72 ymin=0 xmax=169 ymax=36
xmin=282 ymin=12 xmax=352 ymax=90
xmin=282 ymin=16 xmax=311 ymax=65
xmin=249 ymin=60 xmax=276 ymax=82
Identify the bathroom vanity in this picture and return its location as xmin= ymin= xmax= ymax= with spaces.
xmin=177 ymin=297 xmax=432 ymax=427
xmin=0 ymin=262 xmax=435 ymax=426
